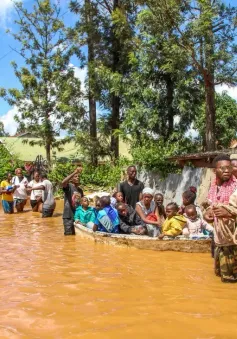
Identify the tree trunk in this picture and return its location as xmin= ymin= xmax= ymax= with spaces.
xmin=110 ymin=0 xmax=120 ymax=159
xmin=86 ymin=0 xmax=97 ymax=165
xmin=166 ymin=74 xmax=174 ymax=140
xmin=46 ymin=141 xmax=51 ymax=164
xmin=204 ymin=73 xmax=216 ymax=151
xmin=111 ymin=95 xmax=120 ymax=158
xmin=203 ymin=3 xmax=216 ymax=152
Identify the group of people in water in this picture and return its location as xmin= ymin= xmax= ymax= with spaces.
xmin=0 ymin=168 xmax=55 ymax=217
xmin=1 ymin=155 xmax=237 ymax=283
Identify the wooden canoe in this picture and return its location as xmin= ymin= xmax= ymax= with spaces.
xmin=74 ymin=223 xmax=212 ymax=253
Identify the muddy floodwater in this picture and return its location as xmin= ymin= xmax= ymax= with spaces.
xmin=0 ymin=201 xmax=237 ymax=339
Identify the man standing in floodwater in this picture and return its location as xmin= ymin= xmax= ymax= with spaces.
xmin=204 ymin=154 xmax=237 ymax=283
xmin=62 ymin=166 xmax=83 ymax=235
xmin=119 ymin=165 xmax=144 ymax=209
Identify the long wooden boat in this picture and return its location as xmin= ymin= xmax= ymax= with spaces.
xmin=74 ymin=223 xmax=212 ymax=253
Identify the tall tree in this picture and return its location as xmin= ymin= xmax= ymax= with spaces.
xmin=70 ymin=0 xmax=99 ymax=165
xmin=96 ymin=0 xmax=137 ymax=158
xmin=70 ymin=0 xmax=136 ymax=159
xmin=195 ymin=92 xmax=237 ymax=149
xmin=0 ymin=0 xmax=85 ymax=163
xmin=140 ymin=0 xmax=237 ymax=151
xmin=119 ymin=7 xmax=202 ymax=145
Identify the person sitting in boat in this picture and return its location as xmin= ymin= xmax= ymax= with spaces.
xmin=110 ymin=191 xmax=124 ymax=208
xmin=117 ymin=202 xmax=147 ymax=235
xmin=154 ymin=193 xmax=166 ymax=225
xmin=136 ymin=187 xmax=161 ymax=237
xmin=93 ymin=197 xmax=101 ymax=217
xmin=93 ymin=196 xmax=120 ymax=234
xmin=182 ymin=205 xmax=213 ymax=237
xmin=74 ymin=196 xmax=96 ymax=229
xmin=179 ymin=187 xmax=203 ymax=219
xmin=159 ymin=202 xmax=186 ymax=239
xmin=113 ymin=191 xmax=124 ymax=204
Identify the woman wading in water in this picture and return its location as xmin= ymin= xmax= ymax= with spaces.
xmin=12 ymin=168 xmax=28 ymax=212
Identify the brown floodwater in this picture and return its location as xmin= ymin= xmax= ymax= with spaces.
xmin=0 ymin=201 xmax=237 ymax=339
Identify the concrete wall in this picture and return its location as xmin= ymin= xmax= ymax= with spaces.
xmin=137 ymin=166 xmax=215 ymax=206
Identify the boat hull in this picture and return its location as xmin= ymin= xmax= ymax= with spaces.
xmin=75 ymin=223 xmax=212 ymax=253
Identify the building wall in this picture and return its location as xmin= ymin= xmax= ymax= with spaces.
xmin=137 ymin=166 xmax=215 ymax=206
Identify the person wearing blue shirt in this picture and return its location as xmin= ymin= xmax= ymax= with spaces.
xmin=93 ymin=196 xmax=120 ymax=233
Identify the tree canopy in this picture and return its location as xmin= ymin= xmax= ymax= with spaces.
xmin=0 ymin=0 xmax=237 ymax=171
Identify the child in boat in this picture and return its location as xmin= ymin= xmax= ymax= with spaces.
xmin=154 ymin=193 xmax=166 ymax=224
xmin=159 ymin=202 xmax=186 ymax=239
xmin=117 ymin=202 xmax=147 ymax=235
xmin=182 ymin=204 xmax=213 ymax=236
xmin=180 ymin=187 xmax=203 ymax=218
xmin=93 ymin=196 xmax=120 ymax=233
xmin=94 ymin=197 xmax=101 ymax=217
xmin=112 ymin=191 xmax=124 ymax=206
xmin=74 ymin=197 xmax=96 ymax=229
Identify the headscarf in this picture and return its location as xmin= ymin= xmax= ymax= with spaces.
xmin=142 ymin=187 xmax=154 ymax=196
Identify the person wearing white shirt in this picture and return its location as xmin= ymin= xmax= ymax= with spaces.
xmin=27 ymin=172 xmax=43 ymax=212
xmin=29 ymin=173 xmax=56 ymax=217
xmin=12 ymin=168 xmax=28 ymax=212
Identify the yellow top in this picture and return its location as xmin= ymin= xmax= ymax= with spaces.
xmin=1 ymin=180 xmax=13 ymax=202
xmin=162 ymin=215 xmax=187 ymax=237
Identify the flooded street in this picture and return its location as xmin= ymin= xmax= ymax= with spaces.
xmin=0 ymin=202 xmax=237 ymax=339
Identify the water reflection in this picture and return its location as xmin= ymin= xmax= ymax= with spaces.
xmin=0 ymin=202 xmax=237 ymax=339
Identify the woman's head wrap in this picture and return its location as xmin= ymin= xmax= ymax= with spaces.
xmin=142 ymin=187 xmax=154 ymax=196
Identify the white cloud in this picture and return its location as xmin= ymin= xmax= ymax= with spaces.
xmin=0 ymin=0 xmax=14 ymax=27
xmin=215 ymin=84 xmax=237 ymax=101
xmin=0 ymin=106 xmax=19 ymax=135
xmin=70 ymin=64 xmax=87 ymax=93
